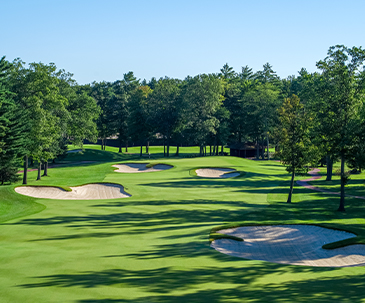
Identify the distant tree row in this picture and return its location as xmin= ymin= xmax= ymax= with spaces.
xmin=0 ymin=57 xmax=99 ymax=184
xmin=85 ymin=62 xmax=285 ymax=159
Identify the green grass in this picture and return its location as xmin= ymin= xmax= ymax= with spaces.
xmin=307 ymin=165 xmax=365 ymax=198
xmin=2 ymin=149 xmax=365 ymax=302
xmin=72 ymin=144 xmax=231 ymax=158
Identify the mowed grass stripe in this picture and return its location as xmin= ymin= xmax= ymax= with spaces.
xmin=1 ymin=147 xmax=365 ymax=302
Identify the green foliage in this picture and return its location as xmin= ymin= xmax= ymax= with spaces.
xmin=0 ymin=57 xmax=27 ymax=184
xmin=182 ymin=74 xmax=224 ymax=151
xmin=9 ymin=60 xmax=69 ymax=163
xmin=276 ymin=94 xmax=315 ymax=174
xmin=90 ymin=81 xmax=116 ymax=148
xmin=147 ymin=77 xmax=182 ymax=156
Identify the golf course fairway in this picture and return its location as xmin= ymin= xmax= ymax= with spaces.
xmin=1 ymin=147 xmax=365 ymax=302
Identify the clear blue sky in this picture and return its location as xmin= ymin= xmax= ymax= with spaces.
xmin=2 ymin=0 xmax=364 ymax=84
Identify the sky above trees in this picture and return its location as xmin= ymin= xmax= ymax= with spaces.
xmin=2 ymin=0 xmax=364 ymax=84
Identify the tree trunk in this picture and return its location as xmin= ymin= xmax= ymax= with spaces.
xmin=261 ymin=137 xmax=265 ymax=159
xmin=23 ymin=155 xmax=28 ymax=185
xmin=37 ymin=162 xmax=42 ymax=180
xmin=338 ymin=152 xmax=346 ymax=212
xmin=175 ymin=145 xmax=179 ymax=156
xmin=101 ymin=138 xmax=104 ymax=150
xmin=30 ymin=157 xmax=34 ymax=166
xmin=326 ymin=155 xmax=333 ymax=181
xmin=267 ymin=133 xmax=270 ymax=160
xmin=214 ymin=136 xmax=217 ymax=155
xmin=42 ymin=160 xmax=48 ymax=176
xmin=256 ymin=139 xmax=259 ymax=160
xmin=221 ymin=144 xmax=223 ymax=155
xmin=167 ymin=136 xmax=170 ymax=157
xmin=140 ymin=144 xmax=143 ymax=157
xmin=209 ymin=145 xmax=212 ymax=156
xmin=163 ymin=138 xmax=166 ymax=157
xmin=146 ymin=141 xmax=149 ymax=153
xmin=125 ymin=140 xmax=128 ymax=152
xmin=287 ymin=170 xmax=295 ymax=203
xmin=118 ymin=137 xmax=122 ymax=153
xmin=205 ymin=146 xmax=207 ymax=156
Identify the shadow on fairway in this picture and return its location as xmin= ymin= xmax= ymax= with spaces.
xmin=13 ymin=192 xmax=362 ymax=244
xmin=18 ymin=262 xmax=365 ymax=303
xmin=63 ymin=149 xmax=135 ymax=163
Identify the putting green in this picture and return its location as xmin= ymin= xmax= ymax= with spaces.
xmin=1 ymin=148 xmax=365 ymax=302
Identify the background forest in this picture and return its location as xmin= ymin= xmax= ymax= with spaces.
xmin=1 ymin=45 xmax=365 ymax=211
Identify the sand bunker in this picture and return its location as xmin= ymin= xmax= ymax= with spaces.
xmin=15 ymin=183 xmax=131 ymax=200
xmin=211 ymin=225 xmax=365 ymax=267
xmin=112 ymin=163 xmax=172 ymax=173
xmin=196 ymin=168 xmax=240 ymax=178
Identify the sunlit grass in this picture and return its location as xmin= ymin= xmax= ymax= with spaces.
xmin=1 ymin=148 xmax=365 ymax=302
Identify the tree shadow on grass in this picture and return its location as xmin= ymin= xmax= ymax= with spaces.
xmin=18 ymin=194 xmax=365 ymax=245
xmin=18 ymin=262 xmax=365 ymax=303
xmin=14 ymin=204 xmax=253 ymax=228
xmin=76 ymin=274 xmax=365 ymax=303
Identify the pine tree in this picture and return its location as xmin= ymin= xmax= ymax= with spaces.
xmin=0 ymin=57 xmax=28 ymax=184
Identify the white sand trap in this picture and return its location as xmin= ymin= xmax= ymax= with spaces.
xmin=15 ymin=183 xmax=131 ymax=200
xmin=211 ymin=225 xmax=365 ymax=267
xmin=112 ymin=163 xmax=172 ymax=173
xmin=196 ymin=168 xmax=240 ymax=178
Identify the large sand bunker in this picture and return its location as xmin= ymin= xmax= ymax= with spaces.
xmin=112 ymin=163 xmax=172 ymax=173
xmin=15 ymin=183 xmax=131 ymax=200
xmin=211 ymin=225 xmax=365 ymax=267
xmin=196 ymin=168 xmax=240 ymax=178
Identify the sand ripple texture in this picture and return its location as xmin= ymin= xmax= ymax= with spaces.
xmin=15 ymin=183 xmax=131 ymax=200
xmin=112 ymin=163 xmax=172 ymax=173
xmin=211 ymin=225 xmax=365 ymax=267
xmin=196 ymin=168 xmax=240 ymax=178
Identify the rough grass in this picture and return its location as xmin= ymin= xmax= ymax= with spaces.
xmin=2 ymin=148 xmax=365 ymax=302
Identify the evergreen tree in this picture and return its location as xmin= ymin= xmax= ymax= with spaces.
xmin=0 ymin=57 xmax=28 ymax=184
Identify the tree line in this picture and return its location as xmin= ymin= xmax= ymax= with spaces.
xmin=1 ymin=44 xmax=365 ymax=211
xmin=0 ymin=57 xmax=99 ymax=185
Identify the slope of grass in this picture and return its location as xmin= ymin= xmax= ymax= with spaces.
xmin=0 ymin=186 xmax=46 ymax=224
xmin=71 ymin=144 xmax=231 ymax=158
xmin=1 ymin=150 xmax=365 ymax=302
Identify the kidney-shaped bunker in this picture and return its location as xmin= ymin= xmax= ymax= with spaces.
xmin=196 ymin=168 xmax=240 ymax=178
xmin=112 ymin=163 xmax=172 ymax=173
xmin=211 ymin=225 xmax=365 ymax=267
xmin=15 ymin=183 xmax=131 ymax=200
